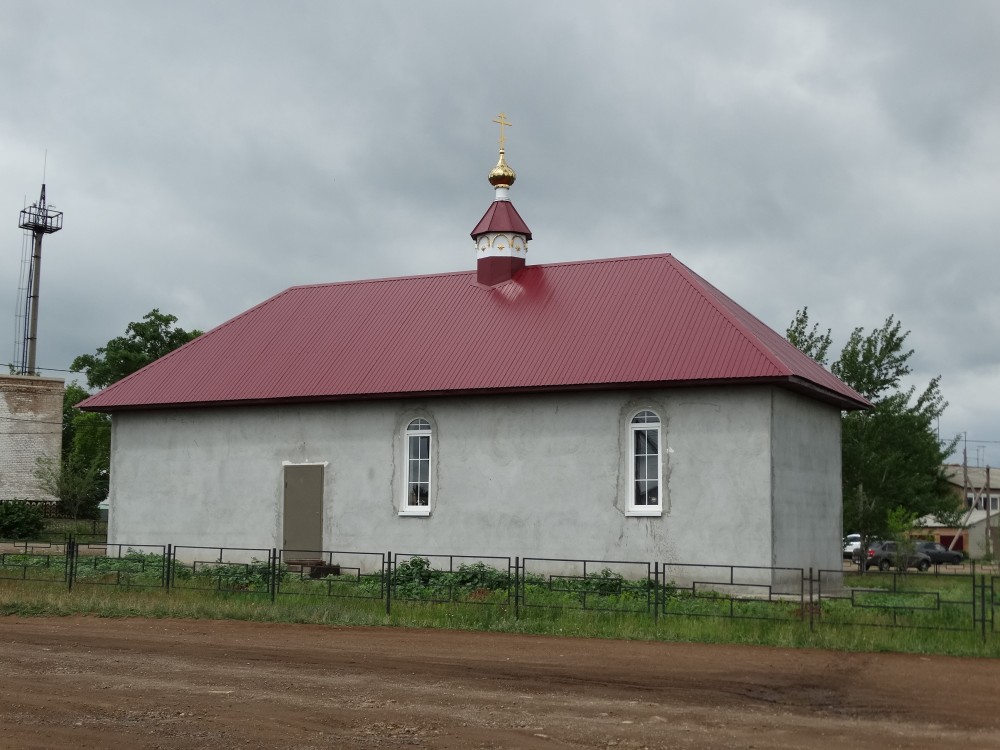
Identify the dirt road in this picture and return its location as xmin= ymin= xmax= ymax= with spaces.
xmin=0 ymin=617 xmax=997 ymax=749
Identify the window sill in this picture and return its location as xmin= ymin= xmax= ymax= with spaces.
xmin=398 ymin=508 xmax=431 ymax=517
xmin=626 ymin=508 xmax=662 ymax=517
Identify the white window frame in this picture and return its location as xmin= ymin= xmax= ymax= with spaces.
xmin=627 ymin=409 xmax=663 ymax=517
xmin=400 ymin=418 xmax=432 ymax=516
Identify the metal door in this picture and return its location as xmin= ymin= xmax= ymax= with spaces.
xmin=282 ymin=464 xmax=324 ymax=557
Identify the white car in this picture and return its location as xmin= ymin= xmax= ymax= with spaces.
xmin=843 ymin=534 xmax=862 ymax=559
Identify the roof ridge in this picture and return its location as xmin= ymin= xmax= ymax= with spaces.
xmin=669 ymin=263 xmax=866 ymax=405
xmin=288 ymin=253 xmax=679 ymax=292
xmin=288 ymin=267 xmax=475 ymax=291
xmin=535 ymin=252 xmax=674 ymax=270
xmin=665 ymin=258 xmax=792 ymax=378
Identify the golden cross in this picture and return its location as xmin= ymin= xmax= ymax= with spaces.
xmin=492 ymin=112 xmax=512 ymax=150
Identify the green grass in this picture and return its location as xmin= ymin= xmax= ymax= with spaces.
xmin=0 ymin=582 xmax=995 ymax=657
xmin=0 ymin=556 xmax=997 ymax=658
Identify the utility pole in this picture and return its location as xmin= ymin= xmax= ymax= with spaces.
xmin=987 ymin=466 xmax=992 ymax=559
xmin=947 ymin=445 xmax=974 ymax=553
xmin=963 ymin=443 xmax=969 ymax=508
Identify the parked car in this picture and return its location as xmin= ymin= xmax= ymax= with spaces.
xmin=914 ymin=541 xmax=963 ymax=565
xmin=843 ymin=534 xmax=862 ymax=560
xmin=853 ymin=541 xmax=932 ymax=572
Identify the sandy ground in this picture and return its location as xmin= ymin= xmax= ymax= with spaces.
xmin=0 ymin=617 xmax=998 ymax=749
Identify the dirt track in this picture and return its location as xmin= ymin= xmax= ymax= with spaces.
xmin=0 ymin=617 xmax=998 ymax=749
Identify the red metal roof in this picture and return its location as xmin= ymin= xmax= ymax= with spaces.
xmin=470 ymin=200 xmax=533 ymax=239
xmin=78 ymin=254 xmax=869 ymax=412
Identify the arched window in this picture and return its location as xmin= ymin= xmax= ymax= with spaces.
xmin=401 ymin=418 xmax=432 ymax=515
xmin=629 ymin=410 xmax=661 ymax=515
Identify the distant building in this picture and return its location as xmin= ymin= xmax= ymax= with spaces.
xmin=0 ymin=374 xmax=63 ymax=501
xmin=79 ymin=127 xmax=868 ymax=574
xmin=916 ymin=465 xmax=1000 ymax=557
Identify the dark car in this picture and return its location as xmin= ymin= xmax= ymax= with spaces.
xmin=853 ymin=541 xmax=932 ymax=572
xmin=914 ymin=541 xmax=963 ymax=565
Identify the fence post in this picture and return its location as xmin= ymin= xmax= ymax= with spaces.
xmin=513 ymin=556 xmax=519 ymax=620
xmin=270 ymin=548 xmax=278 ymax=603
xmin=385 ymin=551 xmax=392 ymax=617
xmin=66 ymin=535 xmax=76 ymax=592
xmin=982 ymin=575 xmax=988 ymax=643
xmin=165 ymin=544 xmax=172 ymax=592
xmin=969 ymin=571 xmax=977 ymax=632
xmin=653 ymin=562 xmax=659 ymax=624
xmin=808 ymin=568 xmax=814 ymax=632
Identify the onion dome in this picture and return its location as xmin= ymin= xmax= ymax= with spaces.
xmin=488 ymin=149 xmax=516 ymax=188
xmin=472 ymin=114 xmax=532 ymax=286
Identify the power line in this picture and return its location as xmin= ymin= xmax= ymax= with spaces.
xmin=6 ymin=365 xmax=82 ymax=374
xmin=0 ymin=415 xmax=64 ymax=425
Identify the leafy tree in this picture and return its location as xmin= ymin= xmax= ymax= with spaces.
xmin=785 ymin=306 xmax=832 ymax=366
xmin=932 ymin=506 xmax=964 ymax=528
xmin=832 ymin=316 xmax=916 ymax=404
xmin=786 ymin=309 xmax=956 ymax=547
xmin=884 ymin=507 xmax=919 ymax=574
xmin=35 ymin=453 xmax=105 ymax=519
xmin=61 ymin=382 xmax=93 ymax=455
xmin=36 ymin=385 xmax=111 ymax=519
xmin=71 ymin=309 xmax=202 ymax=390
xmin=43 ymin=310 xmax=202 ymax=516
xmin=0 ymin=500 xmax=46 ymax=539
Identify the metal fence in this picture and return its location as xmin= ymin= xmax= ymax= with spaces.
xmin=814 ymin=567 xmax=995 ymax=640
xmin=1 ymin=537 xmax=997 ymax=640
xmin=278 ymin=550 xmax=387 ymax=603
xmin=521 ymin=557 xmax=653 ymax=615
xmin=657 ymin=562 xmax=806 ymax=625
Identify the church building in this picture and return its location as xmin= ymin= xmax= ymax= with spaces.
xmin=79 ymin=118 xmax=868 ymax=574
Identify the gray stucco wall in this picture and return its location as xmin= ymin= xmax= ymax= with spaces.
xmin=770 ymin=388 xmax=843 ymax=573
xmin=108 ymin=385 xmax=839 ymax=571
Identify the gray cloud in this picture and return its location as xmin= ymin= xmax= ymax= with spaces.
xmin=2 ymin=0 xmax=998 ymax=463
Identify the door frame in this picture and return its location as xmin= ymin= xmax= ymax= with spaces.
xmin=280 ymin=461 xmax=329 ymax=557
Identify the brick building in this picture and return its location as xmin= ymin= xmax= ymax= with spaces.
xmin=0 ymin=374 xmax=64 ymax=501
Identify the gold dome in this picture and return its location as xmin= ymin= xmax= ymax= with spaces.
xmin=488 ymin=149 xmax=516 ymax=187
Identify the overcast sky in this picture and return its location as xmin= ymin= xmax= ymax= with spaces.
xmin=2 ymin=1 xmax=998 ymax=466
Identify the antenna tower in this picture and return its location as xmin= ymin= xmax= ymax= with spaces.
xmin=14 ymin=184 xmax=63 ymax=375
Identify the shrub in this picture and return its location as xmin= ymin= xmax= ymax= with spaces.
xmin=0 ymin=500 xmax=46 ymax=540
xmin=394 ymin=556 xmax=433 ymax=587
xmin=190 ymin=558 xmax=278 ymax=591
xmin=391 ymin=558 xmax=514 ymax=601
xmin=452 ymin=561 xmax=510 ymax=590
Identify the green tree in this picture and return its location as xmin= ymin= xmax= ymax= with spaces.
xmin=71 ymin=309 xmax=202 ymax=390
xmin=44 ymin=310 xmax=202 ymax=516
xmin=786 ymin=309 xmax=956 ymax=547
xmin=61 ymin=382 xmax=93 ymax=454
xmin=785 ymin=306 xmax=832 ymax=366
xmin=884 ymin=507 xmax=919 ymax=573
xmin=36 ymin=383 xmax=111 ymax=518
xmin=0 ymin=500 xmax=45 ymax=539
